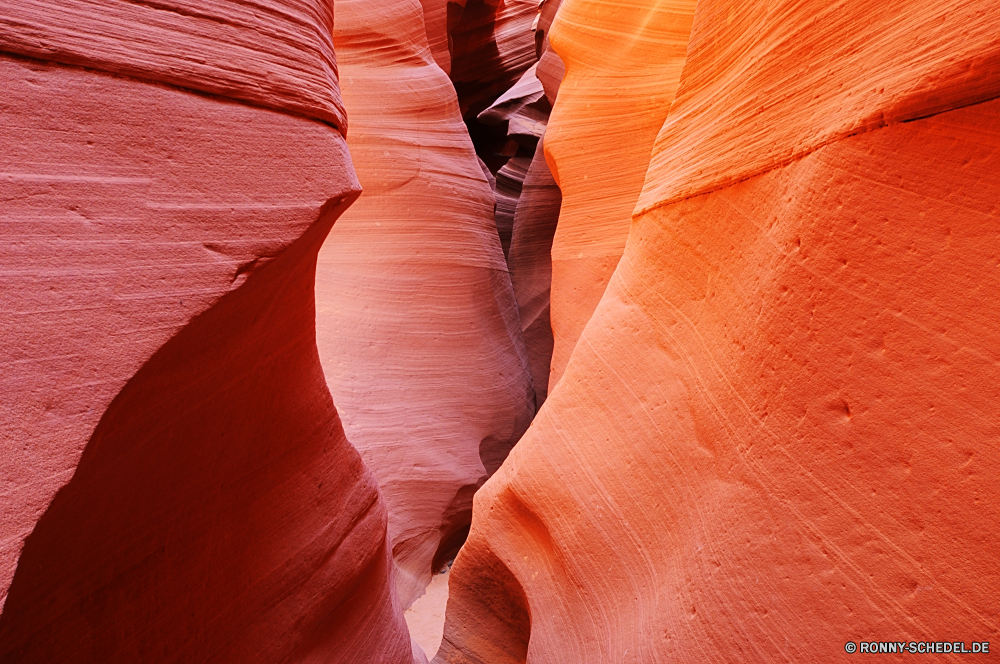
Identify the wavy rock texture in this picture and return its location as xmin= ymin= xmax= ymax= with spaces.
xmin=535 ymin=0 xmax=566 ymax=104
xmin=542 ymin=0 xmax=696 ymax=389
xmin=0 ymin=5 xmax=414 ymax=663
xmin=637 ymin=0 xmax=1000 ymax=213
xmin=468 ymin=0 xmax=567 ymax=408
xmin=448 ymin=0 xmax=539 ymax=175
xmin=450 ymin=0 xmax=539 ymax=120
xmin=417 ymin=0 xmax=454 ymax=74
xmin=317 ymin=0 xmax=535 ymax=621
xmin=503 ymin=0 xmax=564 ymax=406
xmin=533 ymin=0 xmax=564 ymax=104
xmin=504 ymin=137 xmax=561 ymax=406
xmin=479 ymin=63 xmax=549 ymax=262
xmin=469 ymin=0 xmax=568 ymax=408
xmin=0 ymin=0 xmax=347 ymax=131
xmin=437 ymin=1 xmax=1000 ymax=662
xmin=479 ymin=10 xmax=565 ymax=406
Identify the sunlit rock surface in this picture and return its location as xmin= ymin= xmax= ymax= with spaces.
xmin=542 ymin=0 xmax=697 ymax=390
xmin=317 ymin=0 xmax=535 ymax=618
xmin=437 ymin=0 xmax=1000 ymax=661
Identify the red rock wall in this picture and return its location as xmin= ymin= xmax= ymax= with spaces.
xmin=0 ymin=0 xmax=347 ymax=131
xmin=0 ymin=3 xmax=414 ymax=662
xmin=437 ymin=0 xmax=1000 ymax=661
xmin=317 ymin=0 xmax=535 ymax=616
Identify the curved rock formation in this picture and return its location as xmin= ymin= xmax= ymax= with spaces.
xmin=0 ymin=0 xmax=347 ymax=131
xmin=533 ymin=0 xmax=565 ymax=106
xmin=480 ymin=76 xmax=559 ymax=407
xmin=417 ymin=0 xmax=454 ymax=75
xmin=317 ymin=0 xmax=535 ymax=617
xmin=437 ymin=0 xmax=1000 ymax=661
xmin=478 ymin=62 xmax=549 ymax=263
xmin=0 ymin=4 xmax=414 ymax=662
xmin=493 ymin=0 xmax=565 ymax=407
xmin=9 ymin=0 xmax=999 ymax=661
xmin=505 ymin=136 xmax=561 ymax=407
xmin=543 ymin=0 xmax=697 ymax=389
xmin=449 ymin=0 xmax=539 ymax=121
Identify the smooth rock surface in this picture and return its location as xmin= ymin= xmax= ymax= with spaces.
xmin=318 ymin=0 xmax=535 ymax=611
xmin=0 ymin=51 xmax=415 ymax=662
xmin=637 ymin=0 xmax=1000 ymax=214
xmin=437 ymin=1 xmax=1000 ymax=661
xmin=543 ymin=0 xmax=697 ymax=389
xmin=405 ymin=568 xmax=452 ymax=660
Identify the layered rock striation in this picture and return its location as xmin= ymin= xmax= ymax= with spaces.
xmin=542 ymin=0 xmax=697 ymax=389
xmin=437 ymin=0 xmax=1000 ymax=661
xmin=0 ymin=3 xmax=414 ymax=662
xmin=479 ymin=2 xmax=566 ymax=407
xmin=317 ymin=0 xmax=535 ymax=620
xmin=7 ymin=0 xmax=1000 ymax=661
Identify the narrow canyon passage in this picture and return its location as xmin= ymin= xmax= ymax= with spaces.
xmin=1 ymin=0 xmax=998 ymax=663
xmin=315 ymin=1 xmax=558 ymax=657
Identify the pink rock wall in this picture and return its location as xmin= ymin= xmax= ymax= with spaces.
xmin=504 ymin=136 xmax=561 ymax=406
xmin=0 ymin=3 xmax=414 ymax=661
xmin=317 ymin=0 xmax=535 ymax=615
xmin=480 ymin=52 xmax=563 ymax=406
xmin=470 ymin=0 xmax=568 ymax=408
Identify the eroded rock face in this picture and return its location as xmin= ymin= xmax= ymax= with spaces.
xmin=318 ymin=0 xmax=535 ymax=616
xmin=449 ymin=0 xmax=539 ymax=122
xmin=543 ymin=0 xmax=697 ymax=389
xmin=478 ymin=8 xmax=563 ymax=408
xmin=505 ymin=136 xmax=561 ymax=407
xmin=437 ymin=0 xmax=1000 ymax=661
xmin=0 ymin=0 xmax=347 ymax=131
xmin=9 ymin=0 xmax=1000 ymax=660
xmin=0 ymin=4 xmax=413 ymax=662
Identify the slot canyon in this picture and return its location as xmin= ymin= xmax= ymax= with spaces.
xmin=1 ymin=0 xmax=998 ymax=662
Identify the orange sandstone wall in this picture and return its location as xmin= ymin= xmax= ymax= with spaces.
xmin=318 ymin=0 xmax=535 ymax=615
xmin=542 ymin=0 xmax=697 ymax=389
xmin=0 ymin=3 xmax=414 ymax=662
xmin=437 ymin=0 xmax=1000 ymax=662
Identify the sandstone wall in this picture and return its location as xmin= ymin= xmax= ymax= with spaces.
xmin=0 ymin=2 xmax=414 ymax=661
xmin=317 ymin=0 xmax=535 ymax=615
xmin=543 ymin=0 xmax=697 ymax=389
xmin=436 ymin=0 xmax=1000 ymax=661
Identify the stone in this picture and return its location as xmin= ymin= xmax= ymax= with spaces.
xmin=0 ymin=2 xmax=415 ymax=660
xmin=318 ymin=0 xmax=535 ymax=618
xmin=437 ymin=0 xmax=1000 ymax=661
xmin=543 ymin=0 xmax=697 ymax=389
